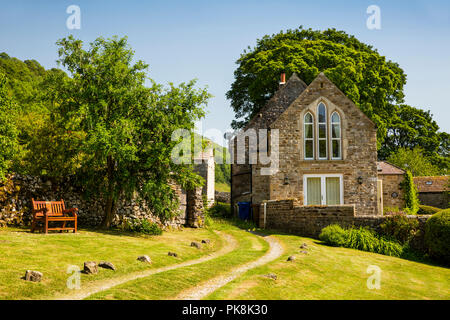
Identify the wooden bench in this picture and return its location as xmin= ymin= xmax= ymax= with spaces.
xmin=31 ymin=199 xmax=78 ymax=234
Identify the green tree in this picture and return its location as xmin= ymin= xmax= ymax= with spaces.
xmin=387 ymin=147 xmax=441 ymax=176
xmin=40 ymin=36 xmax=211 ymax=227
xmin=379 ymin=104 xmax=443 ymax=162
xmin=0 ymin=73 xmax=20 ymax=180
xmin=227 ymin=27 xmax=407 ymax=148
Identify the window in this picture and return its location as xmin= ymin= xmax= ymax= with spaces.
xmin=304 ymin=112 xmax=314 ymax=160
xmin=331 ymin=112 xmax=341 ymax=159
xmin=304 ymin=174 xmax=343 ymax=205
xmin=317 ymin=103 xmax=327 ymax=159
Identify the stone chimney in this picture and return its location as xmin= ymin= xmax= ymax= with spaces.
xmin=279 ymin=72 xmax=286 ymax=85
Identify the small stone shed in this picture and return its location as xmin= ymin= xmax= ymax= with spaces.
xmin=413 ymin=176 xmax=449 ymax=209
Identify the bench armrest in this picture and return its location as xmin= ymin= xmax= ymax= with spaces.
xmin=62 ymin=208 xmax=78 ymax=217
xmin=32 ymin=208 xmax=48 ymax=218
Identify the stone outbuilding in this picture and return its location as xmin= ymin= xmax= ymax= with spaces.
xmin=376 ymin=161 xmax=405 ymax=211
xmin=413 ymin=176 xmax=449 ymax=209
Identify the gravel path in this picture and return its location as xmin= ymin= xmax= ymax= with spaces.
xmin=174 ymin=233 xmax=284 ymax=300
xmin=56 ymin=231 xmax=237 ymax=300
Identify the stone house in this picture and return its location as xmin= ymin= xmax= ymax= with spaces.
xmin=413 ymin=176 xmax=449 ymax=209
xmin=230 ymin=72 xmax=406 ymax=233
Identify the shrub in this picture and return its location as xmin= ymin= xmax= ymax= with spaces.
xmin=425 ymin=209 xmax=450 ymax=264
xmin=207 ymin=202 xmax=232 ymax=218
xmin=318 ymin=224 xmax=348 ymax=247
xmin=417 ymin=205 xmax=441 ymax=215
xmin=124 ymin=218 xmax=163 ymax=235
xmin=319 ymin=224 xmax=403 ymax=257
xmin=402 ymin=171 xmax=419 ymax=215
xmin=379 ymin=214 xmax=420 ymax=244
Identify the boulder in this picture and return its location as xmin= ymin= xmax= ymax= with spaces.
xmin=83 ymin=261 xmax=98 ymax=274
xmin=24 ymin=270 xmax=43 ymax=282
xmin=191 ymin=241 xmax=202 ymax=249
xmin=287 ymin=255 xmax=296 ymax=262
xmin=168 ymin=252 xmax=178 ymax=257
xmin=300 ymin=250 xmax=308 ymax=255
xmin=300 ymin=243 xmax=308 ymax=249
xmin=264 ymin=273 xmax=277 ymax=280
xmin=99 ymin=261 xmax=116 ymax=271
xmin=201 ymin=239 xmax=210 ymax=244
xmin=137 ymin=255 xmax=151 ymax=263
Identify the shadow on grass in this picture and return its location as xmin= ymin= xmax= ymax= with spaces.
xmin=1 ymin=224 xmax=162 ymax=239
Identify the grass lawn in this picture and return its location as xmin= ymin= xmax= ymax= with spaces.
xmin=215 ymin=182 xmax=230 ymax=192
xmin=0 ymin=220 xmax=449 ymax=300
xmin=0 ymin=226 xmax=220 ymax=300
xmin=207 ymin=231 xmax=450 ymax=300
xmin=87 ymin=221 xmax=269 ymax=300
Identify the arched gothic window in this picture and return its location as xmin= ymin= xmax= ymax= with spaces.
xmin=304 ymin=112 xmax=314 ymax=160
xmin=317 ymin=103 xmax=327 ymax=159
xmin=331 ymin=112 xmax=341 ymax=159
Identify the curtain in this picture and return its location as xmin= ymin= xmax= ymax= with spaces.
xmin=307 ymin=177 xmax=321 ymax=205
xmin=326 ymin=177 xmax=340 ymax=205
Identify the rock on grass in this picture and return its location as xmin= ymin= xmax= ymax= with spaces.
xmin=24 ymin=270 xmax=43 ymax=282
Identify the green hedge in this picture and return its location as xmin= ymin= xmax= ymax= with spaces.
xmin=417 ymin=205 xmax=441 ymax=215
xmin=319 ymin=225 xmax=403 ymax=257
xmin=379 ymin=214 xmax=420 ymax=244
xmin=425 ymin=209 xmax=450 ymax=265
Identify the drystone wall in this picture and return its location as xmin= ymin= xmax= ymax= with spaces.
xmin=0 ymin=173 xmax=203 ymax=229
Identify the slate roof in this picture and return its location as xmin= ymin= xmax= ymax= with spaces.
xmin=413 ymin=176 xmax=449 ymax=193
xmin=376 ymin=161 xmax=405 ymax=175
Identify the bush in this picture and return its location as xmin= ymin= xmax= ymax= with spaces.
xmin=207 ymin=202 xmax=232 ymax=218
xmin=123 ymin=218 xmax=163 ymax=235
xmin=319 ymin=224 xmax=404 ymax=257
xmin=379 ymin=214 xmax=420 ymax=244
xmin=417 ymin=205 xmax=441 ymax=215
xmin=318 ymin=224 xmax=348 ymax=247
xmin=425 ymin=209 xmax=450 ymax=264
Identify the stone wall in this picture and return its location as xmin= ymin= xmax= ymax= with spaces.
xmin=418 ymin=192 xmax=449 ymax=209
xmin=215 ymin=191 xmax=230 ymax=204
xmin=0 ymin=173 xmax=202 ymax=229
xmin=379 ymin=174 xmax=405 ymax=209
xmin=259 ymin=199 xmax=429 ymax=251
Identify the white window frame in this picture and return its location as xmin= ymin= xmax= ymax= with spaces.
xmin=303 ymin=174 xmax=344 ymax=205
xmin=303 ymin=112 xmax=314 ymax=160
xmin=317 ymin=102 xmax=328 ymax=160
xmin=330 ymin=111 xmax=342 ymax=160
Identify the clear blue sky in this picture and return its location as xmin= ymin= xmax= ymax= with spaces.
xmin=1 ymin=0 xmax=449 ymax=146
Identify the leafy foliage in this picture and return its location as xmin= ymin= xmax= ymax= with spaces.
xmin=424 ymin=209 xmax=450 ymax=265
xmin=319 ymin=224 xmax=404 ymax=257
xmin=387 ymin=147 xmax=442 ymax=176
xmin=417 ymin=205 xmax=442 ymax=215
xmin=379 ymin=214 xmax=420 ymax=244
xmin=31 ymin=36 xmax=211 ymax=227
xmin=402 ymin=171 xmax=420 ymax=214
xmin=122 ymin=218 xmax=163 ymax=235
xmin=0 ymin=73 xmax=20 ymax=180
xmin=207 ymin=202 xmax=232 ymax=218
